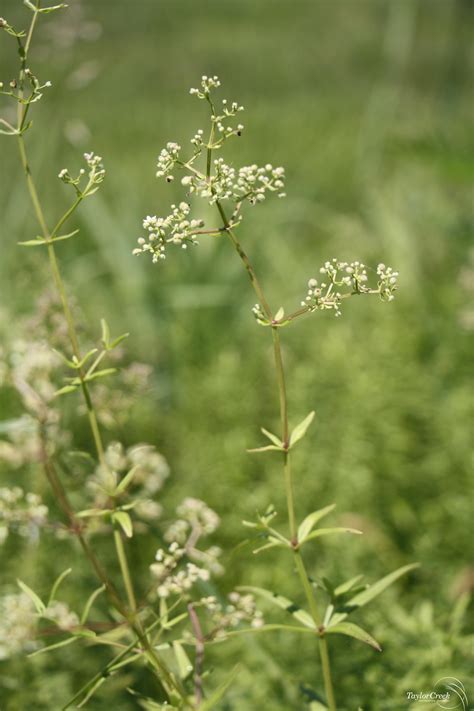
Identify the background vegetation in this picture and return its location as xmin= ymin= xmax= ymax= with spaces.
xmin=0 ymin=0 xmax=472 ymax=708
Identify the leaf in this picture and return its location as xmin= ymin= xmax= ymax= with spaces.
xmin=330 ymin=563 xmax=419 ymax=625
xmin=76 ymin=508 xmax=111 ymax=518
xmin=54 ymin=384 xmax=79 ymax=397
xmin=113 ymin=511 xmax=133 ymax=538
xmin=110 ymin=332 xmax=130 ymax=349
xmin=239 ymin=586 xmax=316 ymax=629
xmin=18 ymin=238 xmax=47 ymax=246
xmin=325 ymin=621 xmax=382 ymax=652
xmin=253 ymin=536 xmax=288 ymax=554
xmin=81 ymin=585 xmax=105 ymax=625
xmin=85 ymin=368 xmax=117 ymax=382
xmin=260 ymin=427 xmax=283 ymax=447
xmin=18 ymin=229 xmax=79 ymax=247
xmin=289 ymin=410 xmax=315 ymax=448
xmin=334 ymin=575 xmax=364 ymax=598
xmin=297 ymin=504 xmax=336 ymax=542
xmin=48 ymin=568 xmax=72 ymax=605
xmin=302 ymin=527 xmax=362 ymax=545
xmin=100 ymin=318 xmax=110 ymax=347
xmin=172 ymin=641 xmax=192 ymax=680
xmin=199 ymin=665 xmax=241 ymax=711
xmin=114 ymin=465 xmax=138 ymax=496
xmin=29 ymin=636 xmax=78 ymax=657
xmin=17 ymin=579 xmax=45 ymax=614
xmin=247 ymin=444 xmax=282 ymax=453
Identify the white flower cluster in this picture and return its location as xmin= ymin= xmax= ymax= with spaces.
xmin=136 ymin=76 xmax=287 ymax=264
xmin=88 ymin=441 xmax=169 ymax=520
xmin=0 ymin=486 xmax=48 ymax=544
xmin=180 ymin=160 xmax=285 ymax=206
xmin=0 ymin=593 xmax=37 ymax=660
xmin=201 ymin=592 xmax=264 ymax=637
xmin=150 ymin=542 xmax=210 ymax=598
xmin=189 ymin=74 xmax=221 ymax=97
xmin=165 ymin=497 xmax=220 ymax=543
xmin=164 ymin=498 xmax=223 ymax=576
xmin=156 ymin=142 xmax=181 ymax=179
xmin=58 ymin=151 xmax=105 ymax=195
xmin=133 ymin=203 xmax=205 ymax=262
xmin=43 ymin=601 xmax=79 ymax=631
xmin=302 ymin=259 xmax=399 ymax=317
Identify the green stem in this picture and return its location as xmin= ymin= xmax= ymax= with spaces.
xmin=214 ymin=198 xmax=338 ymax=710
xmin=13 ymin=16 xmax=184 ymax=701
xmin=319 ymin=638 xmax=337 ymax=711
xmin=113 ymin=525 xmax=137 ymax=613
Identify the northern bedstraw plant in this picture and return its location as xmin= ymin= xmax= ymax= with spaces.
xmin=134 ymin=75 xmax=419 ymax=709
xmin=1 ymin=6 xmax=265 ymax=710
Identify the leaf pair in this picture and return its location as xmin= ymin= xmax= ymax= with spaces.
xmin=248 ymin=410 xmax=315 ymax=453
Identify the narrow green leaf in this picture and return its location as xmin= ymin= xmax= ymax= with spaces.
xmin=348 ymin=563 xmax=419 ymax=609
xmin=260 ymin=427 xmax=283 ymax=447
xmin=17 ymin=579 xmax=45 ymax=614
xmin=54 ymin=384 xmax=79 ymax=397
xmin=297 ymin=504 xmax=336 ymax=542
xmin=29 ymin=636 xmax=78 ymax=657
xmin=239 ymin=586 xmax=316 ymax=629
xmin=302 ymin=527 xmax=362 ymax=545
xmin=334 ymin=575 xmax=364 ymax=598
xmin=325 ymin=621 xmax=382 ymax=651
xmin=81 ymin=585 xmax=105 ymax=625
xmin=172 ymin=641 xmax=193 ymax=680
xmin=48 ymin=568 xmax=72 ymax=605
xmin=77 ymin=677 xmax=106 ymax=708
xmin=100 ymin=318 xmax=110 ymax=347
xmin=49 ymin=229 xmax=80 ymax=243
xmin=18 ymin=238 xmax=47 ymax=246
xmin=77 ymin=508 xmax=111 ymax=519
xmin=109 ymin=332 xmax=130 ymax=349
xmin=247 ymin=444 xmax=282 ymax=453
xmin=289 ymin=410 xmax=315 ymax=447
xmin=253 ymin=536 xmax=288 ymax=554
xmin=331 ymin=563 xmax=420 ymax=625
xmin=84 ymin=368 xmax=117 ymax=382
xmin=113 ymin=511 xmax=133 ymax=538
xmin=199 ymin=665 xmax=241 ymax=711
xmin=114 ymin=465 xmax=138 ymax=496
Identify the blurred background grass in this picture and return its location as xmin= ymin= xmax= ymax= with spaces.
xmin=0 ymin=0 xmax=473 ymax=709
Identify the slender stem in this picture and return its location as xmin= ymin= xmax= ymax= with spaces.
xmin=319 ymin=638 xmax=337 ymax=711
xmin=113 ymin=525 xmax=137 ymax=613
xmin=214 ymin=197 xmax=338 ymax=710
xmin=12 ymin=17 xmax=185 ymax=702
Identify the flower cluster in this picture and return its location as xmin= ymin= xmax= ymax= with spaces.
xmin=200 ymin=592 xmax=264 ymax=637
xmin=150 ymin=542 xmax=210 ymax=598
xmin=302 ymin=260 xmax=399 ymax=317
xmin=133 ymin=203 xmax=205 ymax=262
xmin=136 ymin=76 xmax=286 ymax=263
xmin=0 ymin=487 xmax=48 ymax=544
xmin=164 ymin=498 xmax=223 ymax=575
xmin=43 ymin=601 xmax=79 ymax=631
xmin=58 ymin=151 xmax=105 ymax=196
xmin=0 ymin=593 xmax=37 ymax=659
xmin=180 ymin=160 xmax=285 ymax=206
xmin=156 ymin=142 xmax=181 ymax=179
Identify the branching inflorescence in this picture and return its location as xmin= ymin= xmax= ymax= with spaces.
xmin=136 ymin=75 xmax=415 ymax=711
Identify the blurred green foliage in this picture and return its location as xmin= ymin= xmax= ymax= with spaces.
xmin=0 ymin=0 xmax=472 ymax=709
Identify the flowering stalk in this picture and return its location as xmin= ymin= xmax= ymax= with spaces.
xmin=2 ymin=5 xmax=189 ymax=705
xmin=135 ymin=75 xmax=413 ymax=709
